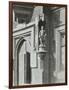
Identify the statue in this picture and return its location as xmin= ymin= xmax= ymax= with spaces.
xmin=39 ymin=26 xmax=47 ymax=46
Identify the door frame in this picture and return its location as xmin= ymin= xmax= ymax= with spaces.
xmin=54 ymin=25 xmax=65 ymax=81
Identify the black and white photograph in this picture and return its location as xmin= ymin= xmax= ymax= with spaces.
xmin=9 ymin=1 xmax=67 ymax=88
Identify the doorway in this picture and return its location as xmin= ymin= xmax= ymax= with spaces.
xmin=55 ymin=26 xmax=65 ymax=83
xmin=17 ymin=39 xmax=31 ymax=85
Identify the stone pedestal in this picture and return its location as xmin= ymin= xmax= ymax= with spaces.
xmin=37 ymin=44 xmax=48 ymax=84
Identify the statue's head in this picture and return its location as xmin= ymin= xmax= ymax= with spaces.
xmin=39 ymin=14 xmax=44 ymax=21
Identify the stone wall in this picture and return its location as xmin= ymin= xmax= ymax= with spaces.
xmin=13 ymin=6 xmax=65 ymax=85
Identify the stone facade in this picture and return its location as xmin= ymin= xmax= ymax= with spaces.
xmin=13 ymin=5 xmax=65 ymax=86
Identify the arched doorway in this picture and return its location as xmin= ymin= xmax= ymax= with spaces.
xmin=17 ymin=38 xmax=31 ymax=85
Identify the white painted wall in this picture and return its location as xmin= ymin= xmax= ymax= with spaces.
xmin=0 ymin=0 xmax=69 ymax=90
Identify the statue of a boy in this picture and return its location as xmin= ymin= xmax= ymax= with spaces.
xmin=39 ymin=26 xmax=47 ymax=46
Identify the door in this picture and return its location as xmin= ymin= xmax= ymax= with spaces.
xmin=24 ymin=52 xmax=31 ymax=83
xmin=17 ymin=40 xmax=31 ymax=85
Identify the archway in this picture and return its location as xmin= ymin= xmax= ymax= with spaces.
xmin=17 ymin=38 xmax=31 ymax=85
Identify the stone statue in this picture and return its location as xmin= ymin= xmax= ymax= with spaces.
xmin=39 ymin=26 xmax=47 ymax=46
